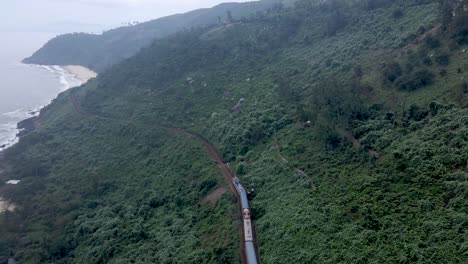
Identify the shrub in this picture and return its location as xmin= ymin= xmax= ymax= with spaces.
xmin=405 ymin=62 xmax=415 ymax=73
xmin=396 ymin=69 xmax=435 ymax=91
xmin=392 ymin=8 xmax=404 ymax=19
xmin=452 ymin=14 xmax=468 ymax=36
xmin=429 ymin=101 xmax=443 ymax=116
xmin=325 ymin=10 xmax=348 ymax=36
xmin=452 ymin=13 xmax=468 ymax=44
xmin=425 ymin=36 xmax=441 ymax=49
xmin=384 ymin=112 xmax=395 ymax=121
xmin=418 ymin=26 xmax=426 ymax=34
xmin=422 ymin=57 xmax=433 ymax=66
xmin=296 ymin=104 xmax=314 ymax=122
xmin=353 ymin=65 xmax=363 ymax=79
xmin=451 ymin=82 xmax=467 ymax=106
xmin=383 ymin=62 xmax=402 ymax=82
xmin=366 ymin=0 xmax=393 ymax=10
xmin=448 ymin=40 xmax=459 ymax=51
xmin=435 ymin=53 xmax=450 ymax=66
xmin=408 ymin=104 xmax=428 ymax=121
xmin=325 ymin=130 xmax=341 ymax=149
xmin=199 ymin=179 xmax=217 ymax=195
xmin=148 ymin=196 xmax=166 ymax=208
xmin=417 ymin=45 xmax=429 ymax=60
xmin=236 ymin=162 xmax=247 ymax=175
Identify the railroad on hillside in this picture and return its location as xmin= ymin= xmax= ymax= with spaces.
xmin=232 ymin=177 xmax=258 ymax=264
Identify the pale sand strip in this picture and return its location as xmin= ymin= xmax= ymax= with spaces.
xmin=64 ymin=65 xmax=97 ymax=83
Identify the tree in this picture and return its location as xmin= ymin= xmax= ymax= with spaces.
xmin=325 ymin=9 xmax=348 ymax=36
xmin=392 ymin=8 xmax=404 ymax=19
xmin=383 ymin=62 xmax=402 ymax=83
xmin=227 ymin=10 xmax=233 ymax=23
xmin=439 ymin=0 xmax=454 ymax=29
xmin=435 ymin=53 xmax=450 ymax=66
xmin=452 ymin=12 xmax=468 ymax=44
xmin=396 ymin=69 xmax=435 ymax=91
xmin=451 ymin=81 xmax=467 ymax=106
xmin=425 ymin=35 xmax=441 ymax=49
xmin=353 ymin=65 xmax=364 ymax=80
xmin=236 ymin=162 xmax=247 ymax=175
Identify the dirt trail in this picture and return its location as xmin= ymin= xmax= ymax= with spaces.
xmin=273 ymin=135 xmax=316 ymax=191
xmin=202 ymin=187 xmax=227 ymax=205
xmin=170 ymin=128 xmax=250 ymax=264
xmin=170 ymin=129 xmax=237 ymax=190
xmin=68 ymin=92 xmax=254 ymax=264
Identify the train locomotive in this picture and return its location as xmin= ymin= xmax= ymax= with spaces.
xmin=232 ymin=177 xmax=258 ymax=264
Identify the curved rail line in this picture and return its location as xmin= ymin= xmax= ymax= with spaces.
xmin=170 ymin=129 xmax=260 ymax=264
xmin=68 ymin=92 xmax=260 ymax=264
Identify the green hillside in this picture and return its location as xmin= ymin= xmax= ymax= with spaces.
xmin=22 ymin=0 xmax=292 ymax=73
xmin=1 ymin=0 xmax=467 ymax=263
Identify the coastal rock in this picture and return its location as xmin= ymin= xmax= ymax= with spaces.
xmin=16 ymin=116 xmax=38 ymax=137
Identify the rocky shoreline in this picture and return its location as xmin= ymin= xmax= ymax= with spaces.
xmin=16 ymin=116 xmax=39 ymax=138
xmin=0 ymin=64 xmax=97 ymax=214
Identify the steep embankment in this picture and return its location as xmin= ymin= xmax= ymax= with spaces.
xmin=1 ymin=0 xmax=467 ymax=263
xmin=22 ymin=0 xmax=291 ymax=72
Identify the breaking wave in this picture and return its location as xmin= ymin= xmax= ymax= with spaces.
xmin=0 ymin=65 xmax=82 ymax=151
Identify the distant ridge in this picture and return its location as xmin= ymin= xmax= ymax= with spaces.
xmin=23 ymin=0 xmax=292 ymax=73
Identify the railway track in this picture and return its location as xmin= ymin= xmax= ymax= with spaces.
xmin=68 ymin=92 xmax=260 ymax=264
xmin=170 ymin=129 xmax=260 ymax=264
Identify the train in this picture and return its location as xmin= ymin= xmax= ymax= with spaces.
xmin=232 ymin=177 xmax=258 ymax=264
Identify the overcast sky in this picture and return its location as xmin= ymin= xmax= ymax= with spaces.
xmin=2 ymin=0 xmax=249 ymax=33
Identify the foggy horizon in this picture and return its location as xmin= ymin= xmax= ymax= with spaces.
xmin=2 ymin=0 xmax=250 ymax=34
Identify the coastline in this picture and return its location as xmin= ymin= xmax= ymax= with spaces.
xmin=63 ymin=65 xmax=97 ymax=83
xmin=0 ymin=64 xmax=97 ymax=152
xmin=0 ymin=64 xmax=97 ymax=213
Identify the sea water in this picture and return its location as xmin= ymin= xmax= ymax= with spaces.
xmin=0 ymin=32 xmax=82 ymax=150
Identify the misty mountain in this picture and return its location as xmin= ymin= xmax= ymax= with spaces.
xmin=22 ymin=0 xmax=292 ymax=72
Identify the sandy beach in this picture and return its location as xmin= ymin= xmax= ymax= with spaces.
xmin=64 ymin=65 xmax=97 ymax=83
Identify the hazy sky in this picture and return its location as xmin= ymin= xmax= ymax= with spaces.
xmin=2 ymin=0 xmax=249 ymax=33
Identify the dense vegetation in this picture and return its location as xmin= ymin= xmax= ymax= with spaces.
xmin=0 ymin=92 xmax=239 ymax=263
xmin=22 ymin=0 xmax=294 ymax=72
xmin=1 ymin=0 xmax=467 ymax=263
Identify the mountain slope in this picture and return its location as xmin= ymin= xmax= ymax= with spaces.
xmin=22 ymin=0 xmax=290 ymax=72
xmin=1 ymin=0 xmax=467 ymax=263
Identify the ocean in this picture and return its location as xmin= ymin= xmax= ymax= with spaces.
xmin=0 ymin=32 xmax=82 ymax=150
